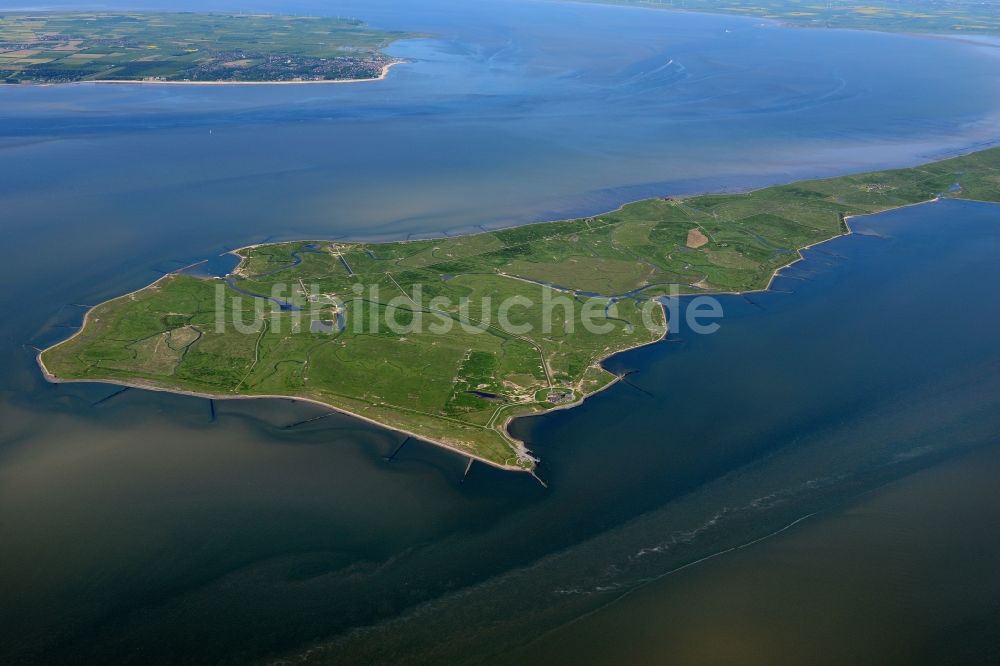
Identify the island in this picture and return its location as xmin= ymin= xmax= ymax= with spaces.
xmin=575 ymin=0 xmax=1000 ymax=34
xmin=0 ymin=12 xmax=414 ymax=84
xmin=38 ymin=148 xmax=1000 ymax=470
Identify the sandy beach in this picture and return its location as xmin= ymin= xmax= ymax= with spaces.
xmin=75 ymin=61 xmax=403 ymax=87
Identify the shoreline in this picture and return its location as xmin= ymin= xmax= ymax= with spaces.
xmin=760 ymin=195 xmax=940 ymax=292
xmin=35 ymin=348 xmax=529 ymax=473
xmin=563 ymin=0 xmax=1000 ymax=39
xmin=220 ymin=134 xmax=1000 ymax=252
xmin=35 ymin=61 xmax=403 ymax=87
xmin=498 ymin=301 xmax=669 ymax=445
xmin=34 ymin=257 xmax=534 ymax=473
xmin=36 ymin=167 xmax=996 ymax=474
xmin=35 ymin=243 xmax=663 ymax=474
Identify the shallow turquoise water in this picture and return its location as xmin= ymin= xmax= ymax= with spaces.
xmin=1 ymin=1 xmax=1000 ymax=662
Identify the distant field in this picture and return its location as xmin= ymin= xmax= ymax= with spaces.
xmin=571 ymin=0 xmax=1000 ymax=34
xmin=0 ymin=12 xmax=415 ymax=83
xmin=40 ymin=148 xmax=1000 ymax=468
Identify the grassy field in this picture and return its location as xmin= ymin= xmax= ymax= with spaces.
xmin=0 ymin=12 xmax=414 ymax=83
xmin=40 ymin=148 xmax=1000 ymax=468
xmin=573 ymin=0 xmax=1000 ymax=34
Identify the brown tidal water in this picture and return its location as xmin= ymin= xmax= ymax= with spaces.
xmin=516 ymin=443 xmax=1000 ymax=665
